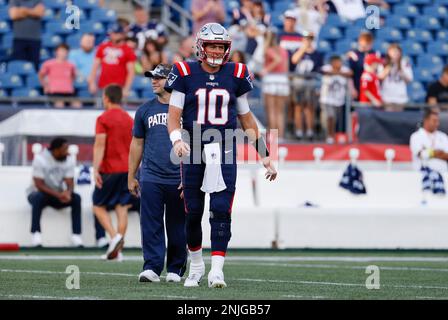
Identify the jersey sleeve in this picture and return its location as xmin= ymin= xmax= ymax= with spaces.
xmin=234 ymin=63 xmax=254 ymax=97
xmin=164 ymin=63 xmax=187 ymax=93
xmin=95 ymin=116 xmax=106 ymax=135
xmin=132 ymin=107 xmax=145 ymax=138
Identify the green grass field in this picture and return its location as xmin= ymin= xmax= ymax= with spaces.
xmin=1 ymin=249 xmax=448 ymax=300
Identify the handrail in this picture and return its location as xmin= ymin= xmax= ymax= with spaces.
xmin=161 ymin=0 xmax=192 ymax=38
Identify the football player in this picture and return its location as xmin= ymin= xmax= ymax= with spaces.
xmin=166 ymin=23 xmax=277 ymax=288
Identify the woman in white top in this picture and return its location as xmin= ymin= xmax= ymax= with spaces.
xmin=378 ymin=43 xmax=413 ymax=112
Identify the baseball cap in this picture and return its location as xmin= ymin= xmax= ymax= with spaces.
xmin=144 ymin=64 xmax=171 ymax=79
xmin=108 ymin=24 xmax=125 ymax=34
xmin=284 ymin=10 xmax=297 ymax=20
xmin=364 ymin=53 xmax=383 ymax=66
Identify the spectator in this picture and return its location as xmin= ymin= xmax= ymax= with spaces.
xmin=9 ymin=0 xmax=45 ymax=70
xmin=261 ymin=31 xmax=290 ymax=140
xmin=68 ymin=33 xmax=96 ymax=80
xmin=27 ymin=138 xmax=82 ymax=247
xmin=279 ymin=10 xmax=303 ymax=73
xmin=427 ymin=65 xmax=448 ymax=109
xmin=347 ymin=31 xmax=375 ymax=100
xmin=359 ymin=53 xmax=383 ymax=107
xmin=191 ymin=0 xmax=226 ymax=36
xmin=141 ymin=39 xmax=168 ymax=73
xmin=292 ymin=0 xmax=327 ymax=43
xmin=127 ymin=4 xmax=167 ymax=51
xmin=230 ymin=50 xmax=246 ymax=64
xmin=319 ymin=55 xmax=353 ymax=144
xmin=330 ymin=0 xmax=366 ymax=21
xmin=378 ymin=44 xmax=413 ymax=112
xmin=39 ymin=44 xmax=79 ymax=109
xmin=93 ymin=85 xmax=134 ymax=261
xmin=126 ymin=37 xmax=144 ymax=75
xmin=88 ymin=25 xmax=137 ymax=99
xmin=231 ymin=0 xmax=254 ymax=26
xmin=171 ymin=37 xmax=195 ymax=63
xmin=410 ymin=108 xmax=448 ymax=173
xmin=291 ymin=32 xmax=324 ymax=140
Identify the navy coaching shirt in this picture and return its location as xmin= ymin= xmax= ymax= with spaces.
xmin=133 ymin=98 xmax=180 ymax=185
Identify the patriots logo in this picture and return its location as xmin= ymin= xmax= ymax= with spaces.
xmin=167 ymin=72 xmax=178 ymax=86
xmin=246 ymin=74 xmax=254 ymax=89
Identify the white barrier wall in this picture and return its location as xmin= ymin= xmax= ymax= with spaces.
xmin=1 ymin=165 xmax=448 ymax=249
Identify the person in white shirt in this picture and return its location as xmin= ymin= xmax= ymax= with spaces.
xmin=292 ymin=0 xmax=327 ymax=45
xmin=378 ymin=44 xmax=413 ymax=112
xmin=319 ymin=55 xmax=353 ymax=144
xmin=27 ymin=138 xmax=83 ymax=247
xmin=410 ymin=108 xmax=448 ymax=174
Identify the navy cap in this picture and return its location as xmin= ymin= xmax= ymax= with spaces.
xmin=144 ymin=64 xmax=171 ymax=79
xmin=108 ymin=24 xmax=125 ymax=34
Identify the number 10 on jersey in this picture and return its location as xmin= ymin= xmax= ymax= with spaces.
xmin=195 ymin=88 xmax=230 ymax=125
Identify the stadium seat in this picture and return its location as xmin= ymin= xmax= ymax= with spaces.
xmin=74 ymin=76 xmax=88 ymax=90
xmin=344 ymin=28 xmax=367 ymax=41
xmin=43 ymin=0 xmax=66 ymax=10
xmin=42 ymin=8 xmax=55 ymax=22
xmin=39 ymin=48 xmax=51 ymax=62
xmin=11 ymin=88 xmax=41 ymax=98
xmin=386 ymin=16 xmax=412 ymax=30
xmin=78 ymin=21 xmax=105 ymax=35
xmin=141 ymin=90 xmax=156 ymax=100
xmin=427 ymin=43 xmax=448 ymax=57
xmin=417 ymin=54 xmax=444 ymax=76
xmin=0 ymin=89 xmax=7 ymax=97
xmin=0 ymin=8 xmax=9 ymax=21
xmin=0 ymin=74 xmax=24 ymax=89
xmin=376 ymin=27 xmax=402 ymax=42
xmin=319 ymin=26 xmax=343 ymax=40
xmin=1 ymin=34 xmax=12 ymax=50
xmin=373 ymin=41 xmax=390 ymax=54
xmin=437 ymin=31 xmax=448 ymax=41
xmin=393 ymin=5 xmax=419 ymax=18
xmin=407 ymin=0 xmax=431 ymax=4
xmin=132 ymin=76 xmax=151 ymax=91
xmin=66 ymin=34 xmax=82 ymax=48
xmin=90 ymin=9 xmax=117 ymax=23
xmin=401 ymin=41 xmax=424 ymax=57
xmin=45 ymin=22 xmax=73 ymax=35
xmin=434 ymin=0 xmax=448 ymax=4
xmin=414 ymin=69 xmax=435 ymax=83
xmin=42 ymin=34 xmax=63 ymax=48
xmin=317 ymin=40 xmax=332 ymax=53
xmin=415 ymin=16 xmax=441 ymax=30
xmin=26 ymin=74 xmax=42 ymax=89
xmin=73 ymin=0 xmax=98 ymax=10
xmin=126 ymin=90 xmax=138 ymax=100
xmin=8 ymin=60 xmax=35 ymax=75
xmin=423 ymin=5 xmax=448 ymax=18
xmin=408 ymin=81 xmax=426 ymax=102
xmin=334 ymin=40 xmax=356 ymax=55
xmin=272 ymin=1 xmax=292 ymax=13
xmin=406 ymin=29 xmax=433 ymax=43
xmin=326 ymin=14 xmax=349 ymax=28
xmin=77 ymin=89 xmax=92 ymax=98
xmin=0 ymin=21 xmax=10 ymax=34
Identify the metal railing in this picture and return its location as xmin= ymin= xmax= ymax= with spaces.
xmin=161 ymin=0 xmax=192 ymax=38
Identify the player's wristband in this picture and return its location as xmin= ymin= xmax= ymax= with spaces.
xmin=170 ymin=130 xmax=182 ymax=145
xmin=253 ymin=136 xmax=269 ymax=158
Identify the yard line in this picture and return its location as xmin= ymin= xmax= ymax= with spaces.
xmin=282 ymin=295 xmax=327 ymax=299
xmin=2 ymin=268 xmax=448 ymax=291
xmin=2 ymin=255 xmax=448 ymax=263
xmin=225 ymin=262 xmax=448 ymax=273
xmin=416 ymin=296 xmax=448 ymax=300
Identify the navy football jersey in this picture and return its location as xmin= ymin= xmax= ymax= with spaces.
xmin=164 ymin=61 xmax=253 ymax=141
xmin=133 ymin=98 xmax=180 ymax=185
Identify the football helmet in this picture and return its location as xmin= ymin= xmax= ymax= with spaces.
xmin=195 ymin=23 xmax=232 ymax=67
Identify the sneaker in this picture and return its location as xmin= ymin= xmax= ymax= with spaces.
xmin=96 ymin=237 xmax=108 ymax=248
xmin=295 ymin=130 xmax=303 ymax=140
xmin=139 ymin=270 xmax=160 ymax=282
xmin=31 ymin=232 xmax=42 ymax=247
xmin=184 ymin=262 xmax=205 ymax=287
xmin=106 ymin=234 xmax=124 ymax=260
xmin=71 ymin=234 xmax=83 ymax=247
xmin=208 ymin=269 xmax=227 ymax=288
xmin=166 ymin=272 xmax=181 ymax=283
xmin=326 ymin=137 xmax=335 ymax=144
xmin=306 ymin=130 xmax=314 ymax=140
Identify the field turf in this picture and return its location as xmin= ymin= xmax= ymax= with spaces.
xmin=1 ymin=249 xmax=448 ymax=300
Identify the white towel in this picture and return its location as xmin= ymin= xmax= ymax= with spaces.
xmin=201 ymin=143 xmax=227 ymax=193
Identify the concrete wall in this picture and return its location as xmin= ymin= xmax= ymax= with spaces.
xmin=1 ymin=165 xmax=447 ymax=249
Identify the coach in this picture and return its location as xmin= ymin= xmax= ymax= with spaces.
xmin=128 ymin=64 xmax=187 ymax=283
xmin=93 ymin=85 xmax=134 ymax=260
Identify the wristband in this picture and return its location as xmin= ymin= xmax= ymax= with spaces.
xmin=170 ymin=130 xmax=182 ymax=145
xmin=253 ymin=136 xmax=270 ymax=158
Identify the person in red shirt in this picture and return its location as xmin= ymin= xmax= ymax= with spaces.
xmin=92 ymin=84 xmax=134 ymax=261
xmin=359 ymin=53 xmax=383 ymax=107
xmin=88 ymin=25 xmax=136 ymax=99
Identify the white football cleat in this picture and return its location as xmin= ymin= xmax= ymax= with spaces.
xmin=184 ymin=262 xmax=205 ymax=287
xmin=31 ymin=232 xmax=42 ymax=247
xmin=166 ymin=272 xmax=181 ymax=283
xmin=208 ymin=269 xmax=227 ymax=288
xmin=106 ymin=234 xmax=124 ymax=260
xmin=139 ymin=270 xmax=160 ymax=282
xmin=71 ymin=234 xmax=83 ymax=247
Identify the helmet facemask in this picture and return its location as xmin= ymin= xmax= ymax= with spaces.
xmin=197 ymin=39 xmax=231 ymax=67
